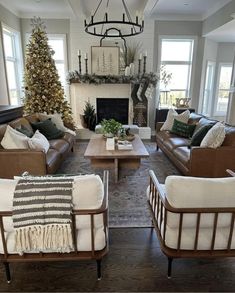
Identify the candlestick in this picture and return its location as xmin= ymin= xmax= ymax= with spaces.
xmin=85 ymin=58 xmax=88 ymax=74
xmin=78 ymin=55 xmax=82 ymax=74
xmin=138 ymin=58 xmax=141 ymax=75
xmin=143 ymin=55 xmax=147 ymax=74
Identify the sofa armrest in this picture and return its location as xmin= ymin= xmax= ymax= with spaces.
xmin=0 ymin=149 xmax=47 ymax=179
xmin=190 ymin=146 xmax=235 ymax=177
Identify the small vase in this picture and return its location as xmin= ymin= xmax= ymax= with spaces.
xmin=104 ymin=133 xmax=114 ymax=138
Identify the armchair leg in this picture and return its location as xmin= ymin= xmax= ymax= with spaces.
xmin=96 ymin=259 xmax=102 ymax=281
xmin=3 ymin=262 xmax=11 ymax=284
xmin=167 ymin=257 xmax=173 ymax=279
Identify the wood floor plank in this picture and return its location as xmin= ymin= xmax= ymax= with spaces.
xmin=0 ymin=228 xmax=234 ymax=292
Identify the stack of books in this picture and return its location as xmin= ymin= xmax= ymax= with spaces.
xmin=117 ymin=140 xmax=133 ymax=150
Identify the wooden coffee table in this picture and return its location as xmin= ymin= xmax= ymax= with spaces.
xmin=84 ymin=134 xmax=149 ymax=183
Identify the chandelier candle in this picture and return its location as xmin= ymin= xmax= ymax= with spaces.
xmin=78 ymin=50 xmax=82 ymax=74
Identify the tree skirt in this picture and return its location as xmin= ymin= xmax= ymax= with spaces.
xmin=57 ymin=141 xmax=180 ymax=227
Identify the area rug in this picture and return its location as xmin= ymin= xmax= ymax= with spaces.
xmin=56 ymin=141 xmax=180 ymax=227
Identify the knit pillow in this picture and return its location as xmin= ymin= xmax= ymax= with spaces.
xmin=31 ymin=119 xmax=64 ymax=140
xmin=190 ymin=124 xmax=214 ymax=146
xmin=200 ymin=122 xmax=226 ymax=148
xmin=28 ymin=130 xmax=50 ymax=153
xmin=171 ymin=119 xmax=196 ymax=138
xmin=161 ymin=109 xmax=190 ymax=131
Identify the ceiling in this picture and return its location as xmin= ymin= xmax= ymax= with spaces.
xmin=0 ymin=0 xmax=232 ymax=21
xmin=0 ymin=0 xmax=234 ymax=42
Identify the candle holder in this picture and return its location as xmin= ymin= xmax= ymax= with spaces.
xmin=78 ymin=55 xmax=82 ymax=74
xmin=138 ymin=59 xmax=141 ymax=75
xmin=143 ymin=55 xmax=147 ymax=74
xmin=85 ymin=58 xmax=88 ymax=74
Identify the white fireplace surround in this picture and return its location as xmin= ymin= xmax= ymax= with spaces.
xmin=70 ymin=83 xmax=133 ymax=127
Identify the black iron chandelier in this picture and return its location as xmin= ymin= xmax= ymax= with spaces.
xmin=84 ymin=0 xmax=144 ymax=38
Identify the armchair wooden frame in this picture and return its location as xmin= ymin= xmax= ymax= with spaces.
xmin=148 ymin=170 xmax=235 ymax=278
xmin=0 ymin=170 xmax=109 ymax=283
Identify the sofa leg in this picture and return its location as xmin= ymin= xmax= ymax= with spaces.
xmin=167 ymin=257 xmax=173 ymax=279
xmin=3 ymin=262 xmax=11 ymax=284
xmin=96 ymin=259 xmax=102 ymax=280
xmin=71 ymin=146 xmax=74 ymax=153
xmin=156 ymin=144 xmax=159 ymax=151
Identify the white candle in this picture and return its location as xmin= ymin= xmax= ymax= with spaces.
xmin=78 ymin=50 xmax=81 ymax=56
xmin=84 ymin=53 xmax=88 ymax=59
xmin=139 ymin=53 xmax=142 ymax=60
xmin=144 ymin=51 xmax=147 ymax=57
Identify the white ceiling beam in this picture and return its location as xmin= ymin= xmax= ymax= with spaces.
xmin=144 ymin=0 xmax=160 ymax=17
xmin=65 ymin=0 xmax=85 ymax=19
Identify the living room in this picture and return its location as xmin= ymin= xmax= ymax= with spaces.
xmin=0 ymin=0 xmax=235 ymax=292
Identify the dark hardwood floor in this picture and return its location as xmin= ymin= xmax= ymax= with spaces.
xmin=0 ymin=228 xmax=234 ymax=292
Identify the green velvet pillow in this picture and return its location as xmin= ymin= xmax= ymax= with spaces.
xmin=16 ymin=125 xmax=34 ymax=138
xmin=190 ymin=124 xmax=214 ymax=146
xmin=171 ymin=119 xmax=196 ymax=138
xmin=31 ymin=119 xmax=64 ymax=140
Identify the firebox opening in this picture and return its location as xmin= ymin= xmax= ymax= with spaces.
xmin=96 ymin=98 xmax=129 ymax=124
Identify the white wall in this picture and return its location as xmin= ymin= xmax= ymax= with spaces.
xmin=154 ymin=20 xmax=203 ymax=112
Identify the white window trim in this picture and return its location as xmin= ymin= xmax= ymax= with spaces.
xmin=158 ymin=35 xmax=197 ymax=102
xmin=202 ymin=61 xmax=215 ymax=117
xmin=214 ymin=62 xmax=232 ymax=117
xmin=2 ymin=23 xmax=23 ymax=105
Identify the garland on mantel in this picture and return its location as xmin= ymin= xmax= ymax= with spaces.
xmin=66 ymin=71 xmax=160 ymax=86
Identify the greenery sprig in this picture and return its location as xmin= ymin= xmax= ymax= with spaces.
xmin=66 ymin=72 xmax=160 ymax=87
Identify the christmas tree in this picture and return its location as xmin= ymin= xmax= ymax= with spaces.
xmin=23 ymin=18 xmax=75 ymax=128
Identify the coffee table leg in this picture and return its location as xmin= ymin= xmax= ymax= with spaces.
xmin=114 ymin=158 xmax=119 ymax=183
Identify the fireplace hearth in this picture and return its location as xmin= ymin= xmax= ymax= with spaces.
xmin=96 ymin=98 xmax=129 ymax=124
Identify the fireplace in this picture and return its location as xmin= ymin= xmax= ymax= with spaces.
xmin=96 ymin=98 xmax=129 ymax=124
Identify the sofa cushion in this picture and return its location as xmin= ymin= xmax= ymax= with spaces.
xmin=194 ymin=117 xmax=217 ymax=133
xmin=160 ymin=109 xmax=190 ymax=131
xmin=1 ymin=125 xmax=29 ymax=149
xmin=172 ymin=146 xmax=190 ymax=166
xmin=190 ymin=124 xmax=214 ymax=146
xmin=188 ymin=112 xmax=204 ymax=124
xmin=28 ymin=130 xmax=50 ymax=153
xmin=9 ymin=117 xmax=34 ymax=134
xmin=171 ymin=119 xmax=196 ymax=138
xmin=16 ymin=125 xmax=34 ymax=138
xmin=201 ymin=122 xmax=226 ymax=148
xmin=164 ymin=137 xmax=190 ymax=151
xmin=222 ymin=124 xmax=235 ymax=147
xmin=49 ymin=139 xmax=70 ymax=155
xmin=165 ymin=175 xmax=235 ymax=209
xmin=31 ymin=119 xmax=64 ymax=140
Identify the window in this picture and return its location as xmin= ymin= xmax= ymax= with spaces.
xmin=159 ymin=38 xmax=194 ymax=108
xmin=48 ymin=35 xmax=68 ymax=91
xmin=215 ymin=63 xmax=232 ymax=115
xmin=202 ymin=61 xmax=215 ymax=116
xmin=2 ymin=25 xmax=23 ymax=105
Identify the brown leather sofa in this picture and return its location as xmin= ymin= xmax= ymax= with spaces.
xmin=0 ymin=114 xmax=75 ymax=178
xmin=156 ymin=112 xmax=235 ymax=177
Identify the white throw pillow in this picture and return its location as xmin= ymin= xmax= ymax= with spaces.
xmin=160 ymin=109 xmax=190 ymax=131
xmin=40 ymin=113 xmax=76 ymax=136
xmin=28 ymin=130 xmax=50 ymax=153
xmin=1 ymin=125 xmax=29 ymax=149
xmin=200 ymin=122 xmax=225 ymax=148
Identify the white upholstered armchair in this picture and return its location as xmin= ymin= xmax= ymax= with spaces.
xmin=147 ymin=170 xmax=235 ymax=278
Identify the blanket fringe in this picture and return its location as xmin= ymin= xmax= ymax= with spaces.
xmin=15 ymin=224 xmax=74 ymax=254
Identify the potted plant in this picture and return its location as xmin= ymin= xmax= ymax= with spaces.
xmin=101 ymin=119 xmax=122 ymax=137
xmin=82 ymin=101 xmax=96 ymax=131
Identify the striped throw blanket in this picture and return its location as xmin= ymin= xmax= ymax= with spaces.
xmin=13 ymin=177 xmax=75 ymax=254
